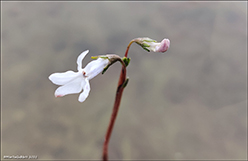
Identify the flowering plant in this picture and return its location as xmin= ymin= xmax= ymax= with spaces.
xmin=48 ymin=37 xmax=170 ymax=161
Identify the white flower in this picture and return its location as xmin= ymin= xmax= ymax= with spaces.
xmin=49 ymin=50 xmax=109 ymax=102
xmin=135 ymin=37 xmax=170 ymax=53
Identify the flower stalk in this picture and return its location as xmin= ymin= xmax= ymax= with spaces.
xmin=125 ymin=39 xmax=135 ymax=57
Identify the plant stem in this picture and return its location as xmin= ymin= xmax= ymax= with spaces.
xmin=102 ymin=66 xmax=126 ymax=161
xmin=102 ymin=40 xmax=135 ymax=161
xmin=125 ymin=40 xmax=135 ymax=57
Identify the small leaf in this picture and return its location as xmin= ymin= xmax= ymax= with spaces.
xmin=122 ymin=78 xmax=129 ymax=88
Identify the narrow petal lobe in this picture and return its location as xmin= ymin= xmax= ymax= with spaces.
xmin=78 ymin=79 xmax=91 ymax=102
xmin=54 ymin=76 xmax=85 ymax=97
xmin=49 ymin=71 xmax=80 ymax=85
xmin=77 ymin=50 xmax=89 ymax=71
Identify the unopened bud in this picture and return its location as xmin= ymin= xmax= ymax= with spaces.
xmin=134 ymin=37 xmax=170 ymax=53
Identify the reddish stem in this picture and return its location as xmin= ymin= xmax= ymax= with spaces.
xmin=102 ymin=40 xmax=135 ymax=161
xmin=125 ymin=40 xmax=135 ymax=57
xmin=102 ymin=66 xmax=126 ymax=161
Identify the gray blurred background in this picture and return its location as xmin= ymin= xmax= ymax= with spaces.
xmin=2 ymin=2 xmax=247 ymax=160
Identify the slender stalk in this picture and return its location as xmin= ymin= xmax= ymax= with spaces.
xmin=125 ymin=39 xmax=135 ymax=57
xmin=102 ymin=40 xmax=135 ymax=161
xmin=102 ymin=66 xmax=126 ymax=161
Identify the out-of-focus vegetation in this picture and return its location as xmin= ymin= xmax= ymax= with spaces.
xmin=2 ymin=2 xmax=246 ymax=160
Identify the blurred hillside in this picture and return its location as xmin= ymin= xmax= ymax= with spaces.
xmin=2 ymin=2 xmax=247 ymax=160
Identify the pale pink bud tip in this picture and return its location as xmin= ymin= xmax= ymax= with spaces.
xmin=157 ymin=38 xmax=170 ymax=53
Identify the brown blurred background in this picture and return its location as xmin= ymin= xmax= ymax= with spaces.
xmin=2 ymin=2 xmax=247 ymax=160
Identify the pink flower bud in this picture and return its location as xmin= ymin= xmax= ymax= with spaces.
xmin=134 ymin=37 xmax=170 ymax=53
xmin=155 ymin=38 xmax=170 ymax=53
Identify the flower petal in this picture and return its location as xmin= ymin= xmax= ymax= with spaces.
xmin=54 ymin=76 xmax=85 ymax=97
xmin=77 ymin=50 xmax=89 ymax=71
xmin=78 ymin=79 xmax=91 ymax=102
xmin=49 ymin=71 xmax=80 ymax=85
xmin=148 ymin=42 xmax=160 ymax=52
xmin=84 ymin=58 xmax=109 ymax=80
xmin=156 ymin=38 xmax=170 ymax=53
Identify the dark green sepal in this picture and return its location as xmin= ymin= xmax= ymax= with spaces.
xmin=102 ymin=65 xmax=110 ymax=74
xmin=142 ymin=43 xmax=150 ymax=47
xmin=142 ymin=47 xmax=150 ymax=52
xmin=135 ymin=42 xmax=150 ymax=52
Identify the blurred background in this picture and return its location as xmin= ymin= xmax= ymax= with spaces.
xmin=2 ymin=2 xmax=247 ymax=160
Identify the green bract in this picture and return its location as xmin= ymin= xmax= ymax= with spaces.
xmin=122 ymin=57 xmax=131 ymax=67
xmin=122 ymin=78 xmax=129 ymax=88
